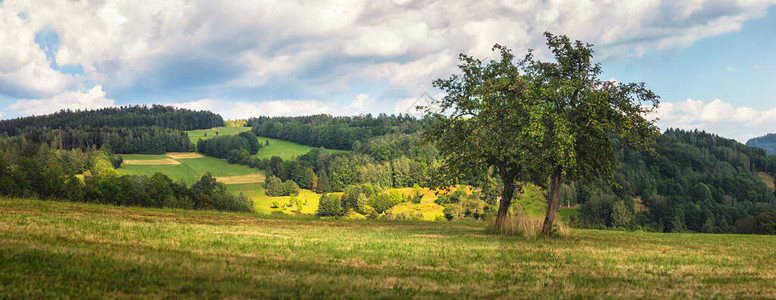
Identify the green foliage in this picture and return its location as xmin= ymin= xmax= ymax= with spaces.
xmin=316 ymin=193 xmax=343 ymax=217
xmin=197 ymin=131 xmax=261 ymax=161
xmin=575 ymin=129 xmax=776 ymax=233
xmin=735 ymin=211 xmax=776 ymax=234
xmin=427 ymin=33 xmax=659 ymax=234
xmin=248 ymin=114 xmax=428 ymax=150
xmin=264 ymin=175 xmax=300 ymax=197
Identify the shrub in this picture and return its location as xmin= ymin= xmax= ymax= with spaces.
xmin=265 ymin=175 xmax=299 ymax=197
xmin=317 ymin=193 xmax=343 ymax=217
xmin=361 ymin=205 xmax=379 ymax=219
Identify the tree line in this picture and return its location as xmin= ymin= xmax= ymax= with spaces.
xmin=0 ymin=105 xmax=223 ymax=136
xmin=196 ymin=131 xmax=261 ymax=162
xmin=248 ymin=113 xmax=428 ymax=150
xmin=1 ymin=127 xmax=194 ymax=154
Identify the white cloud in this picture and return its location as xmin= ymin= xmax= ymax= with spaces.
xmin=0 ymin=1 xmax=76 ymax=98
xmin=1 ymin=0 xmax=772 ymax=101
xmin=346 ymin=93 xmax=375 ymax=112
xmin=171 ymin=93 xmax=381 ymax=119
xmin=6 ymin=85 xmax=115 ymax=116
xmin=656 ymin=98 xmax=776 ymax=142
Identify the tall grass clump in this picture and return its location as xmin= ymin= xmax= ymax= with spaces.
xmin=486 ymin=214 xmax=570 ymax=239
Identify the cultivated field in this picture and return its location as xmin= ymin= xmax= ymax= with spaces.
xmin=2 ymin=199 xmax=775 ymax=298
xmin=186 ymin=126 xmax=349 ymax=160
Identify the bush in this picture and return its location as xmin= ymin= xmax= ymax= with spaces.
xmin=317 ymin=193 xmax=343 ymax=217
xmin=265 ymin=175 xmax=300 ymax=197
xmin=361 ymin=205 xmax=379 ymax=219
xmin=369 ymin=189 xmax=404 ymax=213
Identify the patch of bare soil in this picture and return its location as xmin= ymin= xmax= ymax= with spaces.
xmin=122 ymin=159 xmax=181 ymax=165
xmin=166 ymin=152 xmax=204 ymax=159
xmin=216 ymin=174 xmax=265 ymax=184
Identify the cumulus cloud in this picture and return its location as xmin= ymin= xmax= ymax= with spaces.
xmin=1 ymin=0 xmax=772 ymax=102
xmin=6 ymin=85 xmax=115 ymax=116
xmin=655 ymin=98 xmax=776 ymax=142
xmin=171 ymin=93 xmax=381 ymax=119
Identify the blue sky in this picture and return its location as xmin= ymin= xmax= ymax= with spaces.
xmin=1 ymin=0 xmax=775 ymax=141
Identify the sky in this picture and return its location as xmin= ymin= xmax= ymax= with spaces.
xmin=1 ymin=0 xmax=775 ymax=142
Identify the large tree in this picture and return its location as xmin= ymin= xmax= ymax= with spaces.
xmin=426 ymin=43 xmax=534 ymax=228
xmin=427 ymin=33 xmax=660 ymax=234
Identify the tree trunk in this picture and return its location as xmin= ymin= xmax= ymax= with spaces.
xmin=495 ymin=173 xmax=517 ymax=228
xmin=541 ymin=166 xmax=563 ymax=236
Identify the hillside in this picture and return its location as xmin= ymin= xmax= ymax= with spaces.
xmin=572 ymin=129 xmax=776 ymax=233
xmin=746 ymin=133 xmax=776 ymax=155
xmin=187 ymin=126 xmax=348 ymax=160
xmin=2 ymin=199 xmax=775 ymax=298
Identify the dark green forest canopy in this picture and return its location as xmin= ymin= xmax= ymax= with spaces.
xmin=248 ymin=113 xmax=429 ymax=150
xmin=0 ymin=105 xmax=223 ymax=136
xmin=574 ymin=128 xmax=776 ymax=233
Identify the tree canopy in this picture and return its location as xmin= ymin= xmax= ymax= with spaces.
xmin=426 ymin=32 xmax=660 ymax=235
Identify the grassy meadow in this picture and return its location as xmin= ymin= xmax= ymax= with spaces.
xmin=2 ymin=198 xmax=775 ymax=298
xmin=186 ymin=126 xmax=348 ymax=160
xmin=118 ymin=154 xmax=262 ymax=185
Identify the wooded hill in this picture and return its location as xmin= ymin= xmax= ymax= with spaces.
xmin=746 ymin=133 xmax=776 ymax=155
xmin=572 ymin=128 xmax=776 ymax=233
xmin=0 ymin=105 xmax=219 ymax=154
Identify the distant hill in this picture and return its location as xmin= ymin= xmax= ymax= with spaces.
xmin=0 ymin=105 xmax=223 ymax=136
xmin=746 ymin=133 xmax=776 ymax=155
xmin=573 ymin=128 xmax=776 ymax=233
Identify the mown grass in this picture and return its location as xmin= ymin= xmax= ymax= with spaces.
xmin=1 ymin=198 xmax=775 ymax=298
xmin=186 ymin=126 xmax=348 ymax=160
xmin=118 ymin=155 xmax=261 ymax=185
xmin=186 ymin=126 xmax=253 ymax=144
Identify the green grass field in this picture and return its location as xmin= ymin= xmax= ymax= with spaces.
xmin=2 ymin=198 xmax=775 ymax=298
xmin=186 ymin=126 xmax=348 ymax=160
xmin=119 ymin=154 xmax=261 ymax=185
xmin=118 ymin=153 xmax=327 ymax=215
xmin=186 ymin=126 xmax=253 ymax=144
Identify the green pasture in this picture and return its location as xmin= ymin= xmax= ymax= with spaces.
xmin=187 ymin=126 xmax=349 ymax=160
xmin=2 ymin=198 xmax=775 ymax=298
xmin=118 ymin=155 xmax=261 ymax=185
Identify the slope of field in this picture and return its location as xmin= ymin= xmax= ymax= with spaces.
xmin=187 ymin=126 xmax=348 ymax=160
xmin=2 ymin=199 xmax=775 ymax=298
xmin=118 ymin=154 xmax=262 ymax=185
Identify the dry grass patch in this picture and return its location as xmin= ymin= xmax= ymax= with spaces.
xmin=216 ymin=174 xmax=265 ymax=184
xmin=122 ymin=159 xmax=181 ymax=165
xmin=214 ymin=231 xmax=290 ymax=239
xmin=166 ymin=152 xmax=204 ymax=159
xmin=758 ymin=172 xmax=775 ymax=191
